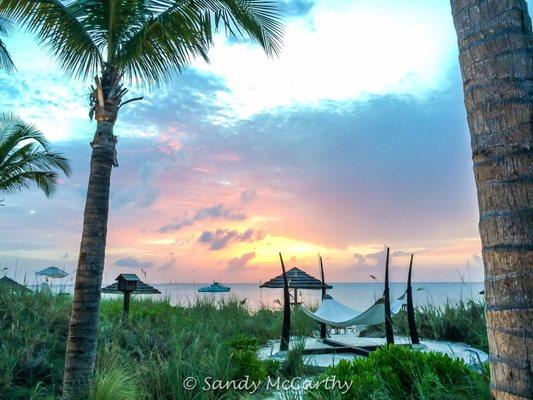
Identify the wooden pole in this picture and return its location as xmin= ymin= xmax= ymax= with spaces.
xmin=406 ymin=254 xmax=420 ymax=344
xmin=279 ymin=253 xmax=291 ymax=351
xmin=383 ymin=247 xmax=394 ymax=344
xmin=123 ymin=291 xmax=131 ymax=317
xmin=319 ymin=255 xmax=327 ymax=339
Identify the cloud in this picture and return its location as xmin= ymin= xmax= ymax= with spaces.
xmin=158 ymin=204 xmax=246 ymax=233
xmin=227 ymin=252 xmax=256 ymax=271
xmin=240 ymin=188 xmax=257 ymax=204
xmin=156 ymin=257 xmax=177 ymax=272
xmin=198 ymin=228 xmax=266 ymax=251
xmin=111 ymin=159 xmax=166 ymax=209
xmin=114 ymin=256 xmax=153 ymax=269
xmin=193 ymin=0 xmax=457 ymax=116
xmin=351 ymin=248 xmax=411 ymax=271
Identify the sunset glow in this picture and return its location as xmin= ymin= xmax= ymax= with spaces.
xmin=0 ymin=0 xmax=485 ymax=284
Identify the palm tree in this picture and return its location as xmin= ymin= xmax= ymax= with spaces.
xmin=450 ymin=1 xmax=532 ymax=399
xmin=1 ymin=17 xmax=69 ymax=201
xmin=0 ymin=112 xmax=71 ymax=200
xmin=0 ymin=1 xmax=283 ymax=397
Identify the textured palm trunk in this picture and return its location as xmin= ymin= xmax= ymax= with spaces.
xmin=450 ymin=1 xmax=532 ymax=399
xmin=62 ymin=120 xmax=116 ymax=399
xmin=63 ymin=67 xmax=122 ymax=399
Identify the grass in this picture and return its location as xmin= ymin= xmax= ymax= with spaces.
xmin=361 ymin=299 xmax=488 ymax=352
xmin=0 ymin=289 xmax=489 ymax=399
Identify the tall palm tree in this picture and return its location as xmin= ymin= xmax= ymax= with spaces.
xmin=450 ymin=1 xmax=532 ymax=399
xmin=0 ymin=112 xmax=71 ymax=200
xmin=0 ymin=1 xmax=283 ymax=397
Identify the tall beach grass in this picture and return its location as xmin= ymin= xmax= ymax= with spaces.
xmin=0 ymin=288 xmax=488 ymax=399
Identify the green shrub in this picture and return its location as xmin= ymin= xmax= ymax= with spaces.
xmin=307 ymin=345 xmax=490 ymax=400
xmin=263 ymin=359 xmax=282 ymax=377
xmin=281 ymin=338 xmax=307 ymax=378
xmin=229 ymin=335 xmax=266 ymax=382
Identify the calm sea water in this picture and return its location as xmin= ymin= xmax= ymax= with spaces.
xmin=41 ymin=282 xmax=485 ymax=311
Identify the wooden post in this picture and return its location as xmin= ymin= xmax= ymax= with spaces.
xmin=123 ymin=291 xmax=131 ymax=317
xmin=406 ymin=254 xmax=420 ymax=344
xmin=279 ymin=253 xmax=291 ymax=351
xmin=293 ymin=288 xmax=298 ymax=305
xmin=384 ymin=247 xmax=394 ymax=344
xmin=319 ymin=255 xmax=327 ymax=339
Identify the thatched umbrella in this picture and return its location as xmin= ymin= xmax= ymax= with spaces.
xmin=36 ymin=266 xmax=69 ymax=279
xmin=261 ymin=257 xmax=333 ymax=351
xmin=0 ymin=276 xmax=31 ymax=292
xmin=260 ymin=266 xmax=332 ymax=305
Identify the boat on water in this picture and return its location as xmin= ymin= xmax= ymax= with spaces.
xmin=198 ymin=282 xmax=231 ymax=293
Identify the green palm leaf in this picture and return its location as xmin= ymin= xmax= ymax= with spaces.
xmin=0 ymin=14 xmax=16 ymax=72
xmin=0 ymin=112 xmax=71 ymax=197
xmin=0 ymin=0 xmax=103 ymax=79
xmin=1 ymin=0 xmax=283 ymax=87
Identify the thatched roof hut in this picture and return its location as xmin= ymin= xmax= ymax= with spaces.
xmin=260 ymin=267 xmax=332 ymax=290
xmin=0 ymin=276 xmax=31 ymax=292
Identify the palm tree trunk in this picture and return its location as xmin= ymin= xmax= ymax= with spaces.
xmin=62 ymin=120 xmax=116 ymax=399
xmin=450 ymin=1 xmax=532 ymax=399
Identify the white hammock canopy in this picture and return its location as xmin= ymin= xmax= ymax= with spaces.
xmin=302 ymin=293 xmax=406 ymax=328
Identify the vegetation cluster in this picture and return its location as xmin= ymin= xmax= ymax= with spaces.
xmin=0 ymin=290 xmax=489 ymax=399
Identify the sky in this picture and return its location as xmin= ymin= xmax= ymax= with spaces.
xmin=0 ymin=0 xmax=498 ymax=284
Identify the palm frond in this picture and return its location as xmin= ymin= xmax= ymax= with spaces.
xmin=0 ymin=170 xmax=58 ymax=196
xmin=0 ymin=0 xmax=102 ymax=80
xmin=67 ymin=0 xmax=148 ymax=64
xmin=208 ymin=0 xmax=284 ymax=57
xmin=0 ymin=14 xmax=16 ymax=72
xmin=117 ymin=1 xmax=213 ymax=85
xmin=116 ymin=0 xmax=283 ymax=87
xmin=0 ymin=112 xmax=71 ymax=198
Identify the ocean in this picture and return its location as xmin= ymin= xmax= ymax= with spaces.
xmin=85 ymin=281 xmax=486 ymax=311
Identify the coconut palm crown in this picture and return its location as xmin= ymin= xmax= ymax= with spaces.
xmin=1 ymin=0 xmax=283 ymax=95
xmin=0 ymin=112 xmax=71 ymax=199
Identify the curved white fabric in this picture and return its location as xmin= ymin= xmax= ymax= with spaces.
xmin=302 ymin=294 xmax=406 ymax=328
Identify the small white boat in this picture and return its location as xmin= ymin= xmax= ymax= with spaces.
xmin=198 ymin=281 xmax=231 ymax=293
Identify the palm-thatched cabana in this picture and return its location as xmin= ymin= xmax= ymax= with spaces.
xmin=260 ymin=266 xmax=332 ymax=305
xmin=0 ymin=276 xmax=31 ymax=292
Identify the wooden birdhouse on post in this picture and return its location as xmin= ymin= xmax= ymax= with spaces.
xmin=117 ymin=274 xmax=138 ymax=315
xmin=102 ymin=273 xmax=160 ymax=317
